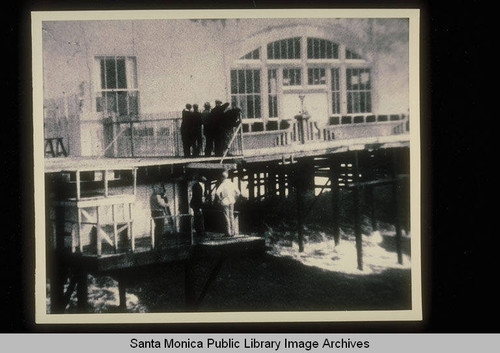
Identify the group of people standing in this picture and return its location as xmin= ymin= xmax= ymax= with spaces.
xmin=180 ymin=100 xmax=242 ymax=158
xmin=152 ymin=170 xmax=241 ymax=242
xmin=189 ymin=171 xmax=241 ymax=238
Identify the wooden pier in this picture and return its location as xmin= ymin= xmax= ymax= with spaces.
xmin=44 ymin=119 xmax=411 ymax=313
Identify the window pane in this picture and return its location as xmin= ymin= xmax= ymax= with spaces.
xmin=267 ymin=43 xmax=273 ymax=59
xmin=238 ymin=70 xmax=246 ymax=94
xmin=247 ymin=96 xmax=255 ymax=118
xmin=116 ymin=58 xmax=127 ymax=89
xmin=274 ymin=42 xmax=280 ymax=59
xmin=105 ymin=92 xmax=116 ymax=113
xmin=346 ymin=68 xmax=371 ymax=113
xmin=129 ymin=92 xmax=138 ymax=115
xmin=320 ymin=39 xmax=326 ymax=58
xmin=308 ymin=68 xmax=325 ymax=85
xmin=117 ymin=91 xmax=128 ymax=116
xmin=100 ymin=59 xmax=106 ymax=89
xmin=246 ymin=70 xmax=254 ymax=93
xmin=230 ymin=70 xmax=238 ymax=94
xmin=294 ymin=38 xmax=301 ymax=59
xmin=105 ymin=58 xmax=117 ymax=89
xmin=253 ymin=70 xmax=260 ymax=93
xmin=254 ymin=95 xmax=261 ymax=118
xmin=332 ymin=92 xmax=340 ymax=114
xmin=267 ymin=38 xmax=301 ymax=59
xmin=366 ymin=92 xmax=372 ymax=112
xmin=268 ymin=69 xmax=277 ymax=93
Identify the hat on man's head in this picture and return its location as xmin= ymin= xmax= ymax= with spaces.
xmin=204 ymin=102 xmax=211 ymax=108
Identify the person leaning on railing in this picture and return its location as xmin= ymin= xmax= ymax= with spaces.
xmin=221 ymin=103 xmax=242 ymax=155
xmin=150 ymin=184 xmax=170 ymax=242
xmin=212 ymin=100 xmax=230 ymax=157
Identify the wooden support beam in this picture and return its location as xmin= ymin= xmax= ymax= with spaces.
xmin=391 ymin=149 xmax=403 ymax=265
xmin=77 ymin=209 xmax=83 ymax=253
xmin=352 ymin=151 xmax=363 ymax=271
xmin=329 ymin=158 xmax=340 ymax=246
xmin=96 ymin=206 xmax=102 ymax=256
xmin=248 ymin=171 xmax=255 ymax=201
xmin=293 ymin=163 xmax=305 ymax=253
xmin=279 ymin=164 xmax=287 ymax=199
xmin=367 ymin=186 xmax=378 ymax=233
xmin=195 ymin=255 xmax=225 ymax=309
xmin=118 ymin=274 xmax=127 ymax=311
xmin=50 ymin=206 xmax=66 ymax=313
xmin=76 ymin=271 xmax=88 ymax=312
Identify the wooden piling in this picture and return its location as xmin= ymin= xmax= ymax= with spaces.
xmin=368 ymin=186 xmax=378 ymax=233
xmin=248 ymin=170 xmax=255 ymax=201
xmin=76 ymin=271 xmax=88 ymax=312
xmin=329 ymin=157 xmax=340 ymax=246
xmin=352 ymin=152 xmax=363 ymax=271
xmin=294 ymin=163 xmax=305 ymax=253
xmin=391 ymin=149 xmax=403 ymax=264
xmin=118 ymin=274 xmax=127 ymax=311
xmin=50 ymin=206 xmax=66 ymax=313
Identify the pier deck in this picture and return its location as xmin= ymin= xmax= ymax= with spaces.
xmin=56 ymin=234 xmax=265 ymax=273
xmin=43 ymin=133 xmax=409 ymax=173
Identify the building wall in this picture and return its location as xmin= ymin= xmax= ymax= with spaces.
xmin=42 ymin=17 xmax=409 ymax=155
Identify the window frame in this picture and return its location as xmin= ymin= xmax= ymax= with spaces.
xmin=94 ymin=55 xmax=139 ymax=118
xmin=232 ymin=37 xmax=373 ymax=130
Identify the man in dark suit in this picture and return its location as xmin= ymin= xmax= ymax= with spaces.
xmin=201 ymin=102 xmax=214 ymax=156
xmin=190 ymin=175 xmax=207 ymax=237
xmin=191 ymin=104 xmax=203 ymax=156
xmin=222 ymin=103 xmax=242 ymax=154
xmin=211 ymin=100 xmax=230 ymax=156
xmin=180 ymin=103 xmax=193 ymax=157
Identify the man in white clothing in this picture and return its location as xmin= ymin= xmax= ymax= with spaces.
xmin=215 ymin=170 xmax=240 ymax=237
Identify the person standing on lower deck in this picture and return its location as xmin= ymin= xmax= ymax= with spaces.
xmin=215 ymin=170 xmax=240 ymax=237
xmin=190 ymin=175 xmax=207 ymax=238
xmin=150 ymin=184 xmax=170 ymax=245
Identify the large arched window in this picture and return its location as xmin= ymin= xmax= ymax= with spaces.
xmin=230 ymin=36 xmax=371 ymax=131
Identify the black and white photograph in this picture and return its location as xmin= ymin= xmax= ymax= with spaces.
xmin=31 ymin=9 xmax=421 ymax=324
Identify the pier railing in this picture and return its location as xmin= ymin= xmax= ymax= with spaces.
xmin=47 ymin=112 xmax=408 ymax=158
xmin=102 ymin=115 xmax=243 ymax=158
xmin=241 ymin=113 xmax=408 ymax=150
xmin=48 ymin=212 xmax=194 ymax=257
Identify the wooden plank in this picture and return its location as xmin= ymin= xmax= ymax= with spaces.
xmin=186 ymin=162 xmax=237 ymax=170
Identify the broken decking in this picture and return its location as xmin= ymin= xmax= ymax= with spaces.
xmin=49 ymin=233 xmax=265 ymax=312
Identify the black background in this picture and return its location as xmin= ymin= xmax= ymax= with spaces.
xmin=3 ymin=0 xmax=495 ymax=333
